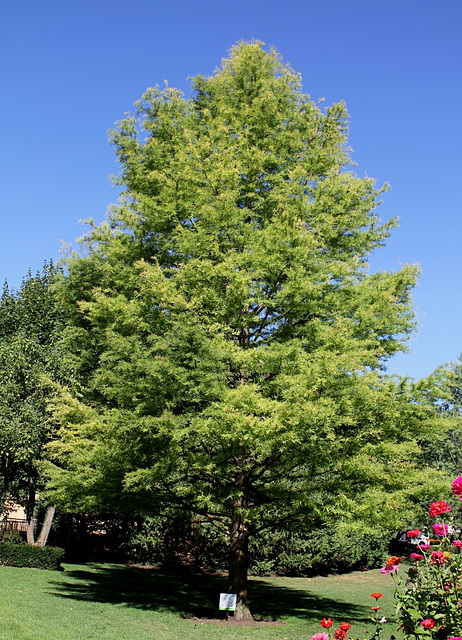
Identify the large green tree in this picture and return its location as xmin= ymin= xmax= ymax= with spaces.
xmin=0 ymin=262 xmax=67 ymax=544
xmin=48 ymin=43 xmax=445 ymax=618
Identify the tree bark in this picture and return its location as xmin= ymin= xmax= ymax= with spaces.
xmin=228 ymin=512 xmax=252 ymax=620
xmin=27 ymin=504 xmax=56 ymax=547
xmin=228 ymin=474 xmax=253 ymax=620
xmin=36 ymin=504 xmax=56 ymax=547
xmin=26 ymin=518 xmax=36 ymax=545
xmin=26 ymin=473 xmax=37 ymax=544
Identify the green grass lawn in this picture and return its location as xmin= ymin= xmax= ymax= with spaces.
xmin=0 ymin=563 xmax=402 ymax=640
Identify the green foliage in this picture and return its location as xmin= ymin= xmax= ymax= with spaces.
xmin=0 ymin=541 xmax=64 ymax=570
xmin=46 ymin=42 xmax=450 ymax=611
xmin=0 ymin=262 xmax=68 ymax=518
xmin=127 ymin=513 xmax=218 ymax=568
xmin=123 ymin=513 xmax=390 ymax=576
xmin=0 ymin=528 xmax=24 ymax=545
xmin=415 ymin=355 xmax=462 ymax=475
xmin=127 ymin=515 xmax=390 ymax=577
xmin=249 ymin=529 xmax=391 ymax=577
xmin=48 ymin=513 xmax=141 ymax=563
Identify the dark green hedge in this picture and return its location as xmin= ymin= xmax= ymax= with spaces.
xmin=0 ymin=542 xmax=64 ymax=570
xmin=125 ymin=513 xmax=392 ymax=577
xmin=249 ymin=528 xmax=391 ymax=576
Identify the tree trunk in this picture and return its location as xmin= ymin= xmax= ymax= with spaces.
xmin=27 ymin=504 xmax=56 ymax=547
xmin=26 ymin=473 xmax=37 ymax=544
xmin=26 ymin=517 xmax=36 ymax=545
xmin=36 ymin=505 xmax=56 ymax=547
xmin=228 ymin=510 xmax=253 ymax=620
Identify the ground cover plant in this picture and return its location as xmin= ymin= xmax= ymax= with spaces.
xmin=0 ymin=563 xmax=401 ymax=640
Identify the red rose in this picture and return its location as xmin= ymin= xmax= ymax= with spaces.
xmin=406 ymin=529 xmax=421 ymax=538
xmin=339 ymin=622 xmax=351 ymax=631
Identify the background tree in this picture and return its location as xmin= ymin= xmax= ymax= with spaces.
xmin=48 ymin=43 xmax=447 ymax=618
xmin=415 ymin=354 xmax=462 ymax=474
xmin=0 ymin=262 xmax=67 ymax=545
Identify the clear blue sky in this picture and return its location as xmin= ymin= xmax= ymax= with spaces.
xmin=0 ymin=0 xmax=461 ymax=380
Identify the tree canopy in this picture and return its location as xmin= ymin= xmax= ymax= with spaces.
xmin=415 ymin=354 xmax=462 ymax=475
xmin=0 ymin=262 xmax=66 ymax=526
xmin=47 ymin=42 xmax=446 ymax=618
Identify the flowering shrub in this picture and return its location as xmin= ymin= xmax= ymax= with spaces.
xmin=385 ymin=477 xmax=462 ymax=638
xmin=308 ymin=478 xmax=462 ymax=639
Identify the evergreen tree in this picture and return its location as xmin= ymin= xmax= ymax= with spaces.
xmin=48 ymin=43 xmax=446 ymax=618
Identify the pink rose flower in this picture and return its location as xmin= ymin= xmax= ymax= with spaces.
xmin=410 ymin=553 xmax=424 ymax=561
xmin=418 ymin=544 xmax=431 ymax=551
xmin=432 ymin=522 xmax=449 ymax=537
xmin=452 ymin=476 xmax=462 ymax=499
xmin=452 ymin=540 xmax=462 ymax=549
xmin=311 ymin=634 xmax=330 ymax=640
xmin=429 ymin=500 xmax=451 ymax=517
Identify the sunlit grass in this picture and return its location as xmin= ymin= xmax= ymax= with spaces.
xmin=0 ymin=563 xmax=402 ymax=639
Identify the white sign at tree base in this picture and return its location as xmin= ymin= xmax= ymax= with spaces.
xmin=219 ymin=593 xmax=237 ymax=611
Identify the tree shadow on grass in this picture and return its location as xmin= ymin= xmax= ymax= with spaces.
xmin=249 ymin=578 xmax=370 ymax=623
xmin=48 ymin=564 xmax=227 ymax=618
xmin=48 ymin=564 xmax=372 ymax=624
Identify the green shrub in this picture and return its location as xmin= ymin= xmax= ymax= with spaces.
xmin=126 ymin=513 xmax=390 ymax=577
xmin=0 ymin=542 xmax=64 ymax=570
xmin=249 ymin=528 xmax=392 ymax=576
xmin=127 ymin=513 xmax=229 ymax=571
xmin=0 ymin=528 xmax=24 ymax=545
